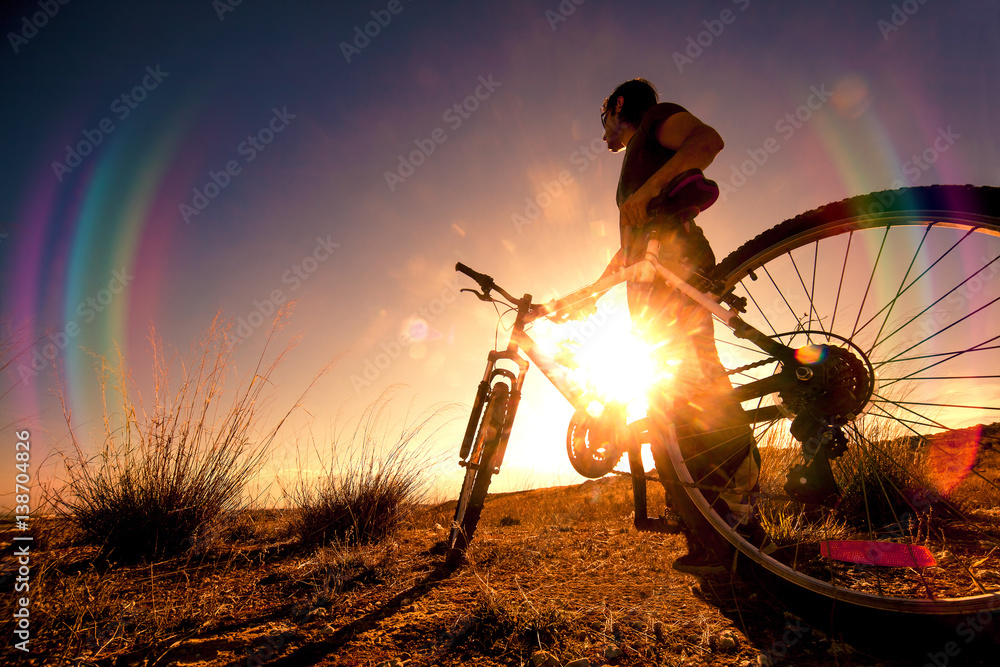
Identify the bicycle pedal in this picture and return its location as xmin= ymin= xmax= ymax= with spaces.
xmin=634 ymin=515 xmax=683 ymax=534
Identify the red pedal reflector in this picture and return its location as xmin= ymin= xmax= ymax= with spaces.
xmin=820 ymin=540 xmax=937 ymax=567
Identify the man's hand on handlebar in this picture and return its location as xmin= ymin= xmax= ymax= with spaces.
xmin=546 ymin=295 xmax=599 ymax=323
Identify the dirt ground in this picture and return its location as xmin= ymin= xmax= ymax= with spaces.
xmin=3 ymin=476 xmax=999 ymax=667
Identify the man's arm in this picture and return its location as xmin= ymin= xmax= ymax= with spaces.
xmin=599 ymin=247 xmax=624 ymax=280
xmin=552 ymin=248 xmax=622 ymax=322
xmin=619 ymin=111 xmax=724 ymax=228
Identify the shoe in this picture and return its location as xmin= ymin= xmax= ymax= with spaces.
xmin=672 ymin=546 xmax=729 ymax=577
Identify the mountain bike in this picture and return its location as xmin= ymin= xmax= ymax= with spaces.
xmin=446 ymin=183 xmax=1000 ymax=624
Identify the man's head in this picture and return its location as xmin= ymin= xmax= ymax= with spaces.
xmin=603 ymin=78 xmax=658 ymax=128
xmin=602 ymin=78 xmax=658 ymax=152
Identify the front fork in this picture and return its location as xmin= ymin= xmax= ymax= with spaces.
xmin=457 ymin=349 xmax=529 ymax=474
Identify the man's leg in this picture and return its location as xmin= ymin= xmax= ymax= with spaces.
xmin=638 ymin=268 xmax=760 ymax=572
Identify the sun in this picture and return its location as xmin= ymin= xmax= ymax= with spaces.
xmin=528 ymin=286 xmax=679 ymax=423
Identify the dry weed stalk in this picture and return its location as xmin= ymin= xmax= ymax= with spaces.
xmin=51 ymin=309 xmax=318 ymax=561
xmin=287 ymin=390 xmax=452 ymax=548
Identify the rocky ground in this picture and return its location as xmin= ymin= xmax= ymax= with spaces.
xmin=3 ymin=476 xmax=999 ymax=666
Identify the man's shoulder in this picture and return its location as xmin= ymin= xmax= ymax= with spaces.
xmin=639 ymin=102 xmax=689 ymax=131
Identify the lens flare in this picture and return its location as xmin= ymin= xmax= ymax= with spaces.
xmin=795 ymin=345 xmax=828 ymax=365
xmin=925 ymin=425 xmax=981 ymax=496
xmin=530 ymin=288 xmax=675 ymax=421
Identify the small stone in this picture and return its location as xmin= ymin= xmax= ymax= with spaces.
xmin=604 ymin=644 xmax=624 ymax=660
xmin=828 ymin=640 xmax=853 ymax=657
xmin=531 ymin=650 xmax=560 ymax=667
xmin=320 ymin=625 xmax=334 ymax=636
xmin=716 ymin=629 xmax=738 ymax=652
xmin=566 ymin=659 xmax=590 ymax=667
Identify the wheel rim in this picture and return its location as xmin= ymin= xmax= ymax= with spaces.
xmin=684 ymin=193 xmax=1000 ymax=614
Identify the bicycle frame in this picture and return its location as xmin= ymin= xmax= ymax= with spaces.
xmin=457 ymin=235 xmax=801 ymax=529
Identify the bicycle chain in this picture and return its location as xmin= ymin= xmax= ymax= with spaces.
xmin=727 ymin=356 xmax=778 ymax=376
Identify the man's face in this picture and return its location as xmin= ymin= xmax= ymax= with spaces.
xmin=601 ymin=97 xmax=626 ymax=152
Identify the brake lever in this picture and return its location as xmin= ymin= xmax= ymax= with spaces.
xmin=460 ymin=287 xmax=493 ymax=302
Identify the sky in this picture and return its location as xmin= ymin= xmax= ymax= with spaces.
xmin=1 ymin=0 xmax=999 ymax=507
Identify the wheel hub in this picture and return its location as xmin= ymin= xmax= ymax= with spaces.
xmin=779 ymin=343 xmax=873 ymax=424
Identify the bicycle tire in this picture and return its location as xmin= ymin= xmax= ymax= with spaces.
xmin=447 ymin=382 xmax=509 ymax=562
xmin=672 ymin=185 xmax=1000 ymax=616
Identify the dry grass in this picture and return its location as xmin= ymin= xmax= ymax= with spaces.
xmin=1 ymin=511 xmax=288 ymax=666
xmin=2 ymin=481 xmax=991 ymax=666
xmin=753 ymin=413 xmax=951 ymax=543
xmin=49 ymin=311 xmax=317 ymax=562
xmin=286 ymin=394 xmax=451 ymax=549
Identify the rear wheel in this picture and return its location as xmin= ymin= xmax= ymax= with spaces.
xmin=447 ymin=383 xmax=509 ymax=564
xmin=675 ymin=185 xmax=1000 ymax=617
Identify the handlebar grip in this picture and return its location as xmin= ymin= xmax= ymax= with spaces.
xmin=455 ymin=262 xmax=493 ymax=290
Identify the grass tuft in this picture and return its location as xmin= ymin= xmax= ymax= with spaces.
xmin=51 ymin=312 xmax=310 ymax=562
xmin=287 ymin=393 xmax=449 ymax=549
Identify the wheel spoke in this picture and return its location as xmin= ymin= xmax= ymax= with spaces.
xmin=869 ymin=399 xmax=1000 ymax=412
xmin=703 ymin=186 xmax=1000 ymax=611
xmin=763 ymin=263 xmax=806 ymax=338
xmin=863 ymin=223 xmax=934 ymax=356
xmin=828 ymin=230 xmax=853 ymax=334
xmin=787 ymin=243 xmax=826 ymax=337
xmin=849 ymin=225 xmax=891 ymax=341
xmin=868 ymin=251 xmax=1000 ymax=358
xmin=741 ymin=284 xmax=781 ymax=337
xmin=876 ymin=295 xmax=1000 ymax=367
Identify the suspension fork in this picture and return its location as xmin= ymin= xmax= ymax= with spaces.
xmin=492 ymin=293 xmax=533 ymax=470
xmin=458 ymin=293 xmax=533 ymax=467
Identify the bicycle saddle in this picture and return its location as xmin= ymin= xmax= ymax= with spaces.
xmin=646 ymin=168 xmax=720 ymax=220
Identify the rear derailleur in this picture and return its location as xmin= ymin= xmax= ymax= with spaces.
xmin=784 ymin=410 xmax=849 ymax=506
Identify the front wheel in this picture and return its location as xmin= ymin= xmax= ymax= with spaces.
xmin=446 ymin=382 xmax=509 ymax=564
xmin=680 ymin=185 xmax=1000 ymax=619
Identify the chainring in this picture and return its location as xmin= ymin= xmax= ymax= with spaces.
xmin=566 ymin=408 xmax=626 ymax=479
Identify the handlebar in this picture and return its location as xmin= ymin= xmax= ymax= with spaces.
xmin=455 ymin=262 xmax=524 ymax=307
xmin=454 ymin=262 xmax=602 ymax=323
xmin=455 ymin=262 xmax=494 ymax=292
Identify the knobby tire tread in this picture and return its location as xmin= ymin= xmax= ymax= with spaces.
xmin=712 ymin=184 xmax=1000 ymax=286
xmin=680 ymin=184 xmax=1000 ymax=617
xmin=449 ymin=384 xmax=508 ymax=559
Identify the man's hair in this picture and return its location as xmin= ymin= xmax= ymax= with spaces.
xmin=607 ymin=78 xmax=659 ymax=128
